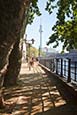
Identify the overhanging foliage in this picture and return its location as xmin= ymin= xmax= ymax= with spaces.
xmin=46 ymin=0 xmax=77 ymax=51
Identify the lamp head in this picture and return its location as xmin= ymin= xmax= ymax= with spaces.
xmin=31 ymin=38 xmax=35 ymax=44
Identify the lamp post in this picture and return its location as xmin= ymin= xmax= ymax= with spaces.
xmin=25 ymin=37 xmax=35 ymax=58
xmin=21 ymin=33 xmax=35 ymax=62
xmin=29 ymin=38 xmax=34 ymax=57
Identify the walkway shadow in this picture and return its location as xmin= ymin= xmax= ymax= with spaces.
xmin=35 ymin=104 xmax=77 ymax=115
xmin=0 ymin=67 xmax=77 ymax=115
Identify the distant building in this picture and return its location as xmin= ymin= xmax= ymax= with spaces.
xmin=42 ymin=47 xmax=58 ymax=58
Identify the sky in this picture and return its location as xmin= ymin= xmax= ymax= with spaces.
xmin=26 ymin=0 xmax=63 ymax=53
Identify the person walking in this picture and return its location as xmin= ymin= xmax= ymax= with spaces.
xmin=28 ymin=57 xmax=34 ymax=70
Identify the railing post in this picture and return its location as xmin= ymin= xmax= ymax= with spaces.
xmin=75 ymin=62 xmax=76 ymax=81
xmin=60 ymin=58 xmax=63 ymax=77
xmin=56 ymin=58 xmax=58 ymax=74
xmin=50 ymin=59 xmax=52 ymax=71
xmin=67 ymin=59 xmax=71 ymax=82
xmin=53 ymin=59 xmax=55 ymax=72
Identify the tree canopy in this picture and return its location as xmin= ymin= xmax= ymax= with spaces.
xmin=27 ymin=0 xmax=41 ymax=24
xmin=45 ymin=0 xmax=77 ymax=51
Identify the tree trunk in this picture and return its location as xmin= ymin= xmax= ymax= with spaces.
xmin=0 ymin=0 xmax=30 ymax=108
xmin=4 ymin=40 xmax=22 ymax=86
xmin=0 ymin=97 xmax=4 ymax=109
xmin=0 ymin=89 xmax=4 ymax=109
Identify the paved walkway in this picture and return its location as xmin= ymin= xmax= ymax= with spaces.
xmin=0 ymin=62 xmax=77 ymax=115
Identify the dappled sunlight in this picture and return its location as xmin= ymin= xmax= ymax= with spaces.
xmin=1 ymin=63 xmax=77 ymax=115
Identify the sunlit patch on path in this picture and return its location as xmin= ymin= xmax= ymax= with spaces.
xmin=0 ymin=62 xmax=77 ymax=115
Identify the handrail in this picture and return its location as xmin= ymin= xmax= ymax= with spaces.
xmin=39 ymin=58 xmax=77 ymax=83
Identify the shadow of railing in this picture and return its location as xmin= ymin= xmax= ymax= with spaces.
xmin=1 ymin=69 xmax=77 ymax=115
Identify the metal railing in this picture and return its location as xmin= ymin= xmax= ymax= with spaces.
xmin=39 ymin=58 xmax=77 ymax=83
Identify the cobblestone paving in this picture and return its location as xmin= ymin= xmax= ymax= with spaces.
xmin=0 ymin=62 xmax=77 ymax=115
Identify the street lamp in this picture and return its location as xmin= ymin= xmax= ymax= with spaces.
xmin=25 ymin=38 xmax=35 ymax=58
xmin=31 ymin=38 xmax=35 ymax=44
xmin=28 ymin=38 xmax=34 ymax=58
xmin=21 ymin=34 xmax=35 ymax=62
xmin=25 ymin=38 xmax=35 ymax=44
